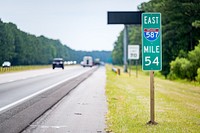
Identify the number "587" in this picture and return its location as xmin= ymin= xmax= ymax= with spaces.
xmin=145 ymin=56 xmax=159 ymax=66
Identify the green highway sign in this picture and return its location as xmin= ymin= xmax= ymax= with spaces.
xmin=142 ymin=13 xmax=162 ymax=71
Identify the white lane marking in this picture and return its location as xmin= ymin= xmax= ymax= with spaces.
xmin=0 ymin=68 xmax=92 ymax=113
xmin=30 ymin=125 xmax=68 ymax=129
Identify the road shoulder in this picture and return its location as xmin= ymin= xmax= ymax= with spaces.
xmin=23 ymin=66 xmax=107 ymax=133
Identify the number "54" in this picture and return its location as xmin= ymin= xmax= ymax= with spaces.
xmin=145 ymin=56 xmax=159 ymax=66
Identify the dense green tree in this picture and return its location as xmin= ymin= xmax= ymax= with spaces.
xmin=112 ymin=31 xmax=123 ymax=65
xmin=0 ymin=21 xmax=16 ymax=63
xmin=112 ymin=0 xmax=200 ymax=77
xmin=140 ymin=0 xmax=200 ymax=76
xmin=168 ymin=57 xmax=193 ymax=80
xmin=0 ymin=19 xmax=112 ymax=65
xmin=169 ymin=42 xmax=200 ymax=80
xmin=196 ymin=68 xmax=200 ymax=83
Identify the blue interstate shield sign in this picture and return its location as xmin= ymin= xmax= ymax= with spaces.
xmin=144 ymin=28 xmax=159 ymax=41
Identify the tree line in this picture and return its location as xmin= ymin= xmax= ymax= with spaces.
xmin=112 ymin=0 xmax=200 ymax=81
xmin=0 ymin=19 xmax=112 ymax=66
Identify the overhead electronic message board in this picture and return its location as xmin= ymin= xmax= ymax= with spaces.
xmin=107 ymin=11 xmax=143 ymax=24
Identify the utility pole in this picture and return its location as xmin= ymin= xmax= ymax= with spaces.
xmin=123 ymin=25 xmax=128 ymax=72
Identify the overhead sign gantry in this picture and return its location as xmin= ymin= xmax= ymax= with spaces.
xmin=107 ymin=11 xmax=143 ymax=72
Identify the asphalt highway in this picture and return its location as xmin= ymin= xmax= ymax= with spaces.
xmin=0 ymin=66 xmax=92 ymax=112
xmin=0 ymin=65 xmax=98 ymax=133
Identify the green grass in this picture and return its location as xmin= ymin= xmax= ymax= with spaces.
xmin=106 ymin=65 xmax=200 ymax=133
xmin=0 ymin=65 xmax=51 ymax=74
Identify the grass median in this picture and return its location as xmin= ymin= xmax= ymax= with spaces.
xmin=105 ymin=65 xmax=200 ymax=133
xmin=0 ymin=65 xmax=51 ymax=74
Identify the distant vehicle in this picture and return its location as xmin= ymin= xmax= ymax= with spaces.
xmin=52 ymin=58 xmax=64 ymax=69
xmin=82 ymin=56 xmax=93 ymax=67
xmin=94 ymin=58 xmax=100 ymax=65
xmin=2 ymin=61 xmax=11 ymax=68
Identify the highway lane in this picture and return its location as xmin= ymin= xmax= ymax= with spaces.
xmin=0 ymin=66 xmax=94 ymax=112
xmin=0 ymin=66 xmax=80 ymax=84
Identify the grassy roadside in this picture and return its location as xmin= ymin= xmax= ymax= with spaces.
xmin=105 ymin=65 xmax=200 ymax=133
xmin=0 ymin=65 xmax=51 ymax=74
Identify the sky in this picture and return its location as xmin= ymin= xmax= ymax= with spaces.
xmin=0 ymin=0 xmax=149 ymax=51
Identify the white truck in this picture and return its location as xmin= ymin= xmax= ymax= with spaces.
xmin=82 ymin=56 xmax=93 ymax=67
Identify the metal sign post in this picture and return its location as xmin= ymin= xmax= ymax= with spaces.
xmin=136 ymin=60 xmax=138 ymax=78
xmin=149 ymin=71 xmax=155 ymax=124
xmin=142 ymin=12 xmax=162 ymax=125
xmin=128 ymin=60 xmax=132 ymax=77
xmin=123 ymin=25 xmax=128 ymax=72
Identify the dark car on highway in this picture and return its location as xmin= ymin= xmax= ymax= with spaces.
xmin=52 ymin=58 xmax=64 ymax=69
